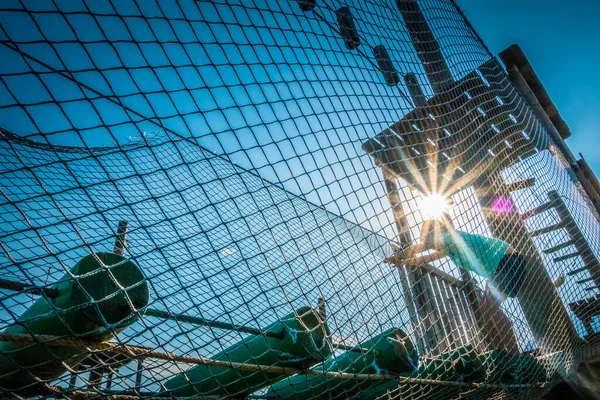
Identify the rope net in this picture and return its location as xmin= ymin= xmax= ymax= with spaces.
xmin=0 ymin=0 xmax=599 ymax=398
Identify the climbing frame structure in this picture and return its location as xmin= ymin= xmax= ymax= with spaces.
xmin=1 ymin=0 xmax=600 ymax=398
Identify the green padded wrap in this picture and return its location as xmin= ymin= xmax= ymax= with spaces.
xmin=0 ymin=252 xmax=149 ymax=393
xmin=480 ymin=349 xmax=547 ymax=384
xmin=267 ymin=328 xmax=417 ymax=399
xmin=360 ymin=346 xmax=484 ymax=400
xmin=414 ymin=345 xmax=485 ymax=382
xmin=162 ymin=306 xmax=330 ymax=398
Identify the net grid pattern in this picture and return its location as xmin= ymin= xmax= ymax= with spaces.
xmin=0 ymin=0 xmax=599 ymax=399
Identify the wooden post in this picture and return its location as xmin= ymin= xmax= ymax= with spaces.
xmin=381 ymin=166 xmax=451 ymax=354
xmin=68 ymin=364 xmax=79 ymax=390
xmin=382 ymin=166 xmax=413 ymax=247
xmin=135 ymin=358 xmax=144 ymax=391
xmin=455 ymin=286 xmax=485 ymax=349
xmin=577 ymin=156 xmax=600 ymax=201
xmin=475 ymin=173 xmax=579 ymax=353
xmin=404 ymin=73 xmax=427 ymax=107
xmin=381 ymin=167 xmax=426 ymax=353
xmin=88 ymin=364 xmax=103 ymax=390
xmin=438 ymin=279 xmax=465 ymax=347
xmin=106 ymin=371 xmax=114 ymax=390
xmin=459 ymin=269 xmax=490 ymax=348
xmin=397 ymin=0 xmax=454 ymax=94
xmin=409 ymin=269 xmax=449 ymax=354
xmin=431 ymin=276 xmax=457 ymax=349
xmin=113 ymin=221 xmax=128 ymax=256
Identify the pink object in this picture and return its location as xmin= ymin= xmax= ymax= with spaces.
xmin=491 ymin=196 xmax=513 ymax=214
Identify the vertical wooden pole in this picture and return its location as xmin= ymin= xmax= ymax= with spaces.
xmin=409 ymin=270 xmax=449 ymax=354
xmin=459 ymin=270 xmax=490 ymax=349
xmin=475 ymin=173 xmax=578 ymax=354
xmin=397 ymin=0 xmax=454 ymax=94
xmin=68 ymin=364 xmax=79 ymax=390
xmin=135 ymin=358 xmax=144 ymax=391
xmin=456 ymin=287 xmax=483 ymax=349
xmin=382 ymin=166 xmax=413 ymax=247
xmin=106 ymin=371 xmax=113 ymax=390
xmin=113 ymin=221 xmax=128 ymax=256
xmin=382 ymin=167 xmax=425 ymax=353
xmin=404 ymin=73 xmax=427 ymax=107
xmin=381 ymin=166 xmax=450 ymax=354
xmin=438 ymin=280 xmax=464 ymax=347
xmin=428 ymin=275 xmax=453 ymax=352
xmin=88 ymin=363 xmax=103 ymax=390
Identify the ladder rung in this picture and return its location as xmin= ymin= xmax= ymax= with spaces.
xmin=530 ymin=222 xmax=565 ymax=237
xmin=576 ymin=277 xmax=595 ymax=285
xmin=568 ymin=264 xmax=597 ymax=276
xmin=503 ymin=178 xmax=535 ymax=192
xmin=554 ymin=252 xmax=582 ymax=263
xmin=520 ymin=202 xmax=554 ymax=219
xmin=543 ymin=240 xmax=576 ymax=254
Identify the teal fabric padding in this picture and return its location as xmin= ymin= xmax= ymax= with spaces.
xmin=439 ymin=231 xmax=510 ymax=278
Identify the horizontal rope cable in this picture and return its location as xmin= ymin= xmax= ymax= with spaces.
xmin=0 ymin=281 xmax=369 ymax=352
xmin=0 ymin=277 xmax=58 ymax=298
xmin=0 ymin=333 xmax=546 ymax=390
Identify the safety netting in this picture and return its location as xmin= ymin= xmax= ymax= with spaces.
xmin=1 ymin=0 xmax=600 ymax=399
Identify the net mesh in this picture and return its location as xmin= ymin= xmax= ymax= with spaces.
xmin=0 ymin=0 xmax=599 ymax=398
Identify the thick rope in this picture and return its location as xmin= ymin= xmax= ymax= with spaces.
xmin=0 ymin=333 xmax=546 ymax=390
xmin=0 ymin=333 xmax=392 ymax=382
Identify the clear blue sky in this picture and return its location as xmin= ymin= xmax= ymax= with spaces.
xmin=457 ymin=0 xmax=600 ymax=175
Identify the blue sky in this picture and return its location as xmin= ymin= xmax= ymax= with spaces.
xmin=457 ymin=0 xmax=600 ymax=175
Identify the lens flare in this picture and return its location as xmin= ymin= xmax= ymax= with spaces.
xmin=419 ymin=194 xmax=449 ymax=220
xmin=491 ymin=196 xmax=513 ymax=214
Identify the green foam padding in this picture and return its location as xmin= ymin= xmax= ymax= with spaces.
xmin=414 ymin=345 xmax=485 ymax=383
xmin=267 ymin=328 xmax=417 ymax=400
xmin=0 ymin=252 xmax=149 ymax=393
xmin=480 ymin=349 xmax=547 ymax=384
xmin=162 ymin=306 xmax=331 ymax=398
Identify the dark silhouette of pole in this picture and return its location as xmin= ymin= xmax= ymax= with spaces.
xmin=397 ymin=0 xmax=454 ymax=94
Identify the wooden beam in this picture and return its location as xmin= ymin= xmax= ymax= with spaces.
xmin=113 ymin=221 xmax=128 ymax=256
xmin=504 ymin=63 xmax=600 ymax=217
xmin=397 ymin=0 xmax=454 ymax=94
xmin=499 ymin=44 xmax=571 ymax=139
xmin=404 ymin=73 xmax=427 ymax=107
xmin=380 ymin=167 xmax=455 ymax=354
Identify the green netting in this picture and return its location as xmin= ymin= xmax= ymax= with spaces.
xmin=1 ymin=0 xmax=600 ymax=399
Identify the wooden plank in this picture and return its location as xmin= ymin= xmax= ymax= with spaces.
xmin=363 ymin=59 xmax=540 ymax=195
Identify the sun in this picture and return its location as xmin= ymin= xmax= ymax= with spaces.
xmin=419 ymin=193 xmax=450 ymax=220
